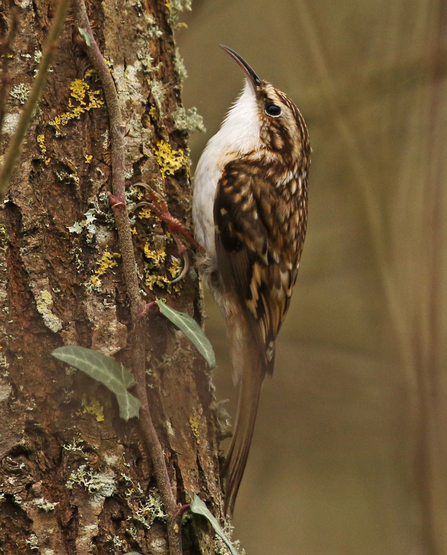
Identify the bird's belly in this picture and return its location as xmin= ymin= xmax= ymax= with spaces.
xmin=192 ymin=159 xmax=222 ymax=266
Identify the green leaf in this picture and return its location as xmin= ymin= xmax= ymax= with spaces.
xmin=190 ymin=494 xmax=238 ymax=555
xmin=52 ymin=346 xmax=141 ymax=421
xmin=77 ymin=26 xmax=92 ymax=46
xmin=155 ymin=300 xmax=216 ymax=369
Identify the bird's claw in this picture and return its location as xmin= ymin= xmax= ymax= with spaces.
xmin=133 ymin=182 xmax=200 ymax=283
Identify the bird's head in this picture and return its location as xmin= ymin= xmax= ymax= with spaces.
xmin=219 ymin=45 xmax=310 ymax=167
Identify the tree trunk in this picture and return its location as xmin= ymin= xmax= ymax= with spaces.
xmin=0 ymin=1 xmax=224 ymax=553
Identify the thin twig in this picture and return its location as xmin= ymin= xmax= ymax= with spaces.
xmin=0 ymin=7 xmax=19 ymax=137
xmin=71 ymin=2 xmax=182 ymax=553
xmin=0 ymin=0 xmax=71 ymax=200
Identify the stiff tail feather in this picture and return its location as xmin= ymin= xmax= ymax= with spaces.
xmin=222 ymin=348 xmax=265 ymax=516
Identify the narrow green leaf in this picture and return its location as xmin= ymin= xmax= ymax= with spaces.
xmin=155 ymin=300 xmax=216 ymax=369
xmin=52 ymin=346 xmax=141 ymax=420
xmin=77 ymin=26 xmax=92 ymax=46
xmin=190 ymin=494 xmax=238 ymax=555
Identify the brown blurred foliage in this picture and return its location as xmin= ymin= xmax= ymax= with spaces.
xmin=179 ymin=1 xmax=447 ymax=553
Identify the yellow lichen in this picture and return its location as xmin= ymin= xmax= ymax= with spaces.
xmin=168 ymin=257 xmax=182 ymax=279
xmin=131 ymin=227 xmax=138 ymax=235
xmin=52 ymin=78 xmax=104 ymax=131
xmin=81 ymin=394 xmax=105 ymax=422
xmin=70 ymin=79 xmax=88 ymax=104
xmin=84 ymin=154 xmax=93 ymax=164
xmin=145 ymin=274 xmax=171 ymax=291
xmin=153 ymin=140 xmax=188 ymax=177
xmin=37 ymin=134 xmax=51 ymax=165
xmin=90 ymin=251 xmax=120 ymax=289
xmin=149 ymin=106 xmax=156 ymax=118
xmin=137 ymin=207 xmax=152 ymax=219
xmin=189 ymin=416 xmax=201 ymax=445
xmin=135 ymin=188 xmax=144 ymax=201
xmin=95 ymin=251 xmax=120 ymax=277
xmin=90 ymin=275 xmax=101 ymax=288
xmin=62 ymin=159 xmax=80 ymax=185
xmin=144 ymin=243 xmax=166 ymax=265
xmin=144 ymin=273 xmax=182 ymax=295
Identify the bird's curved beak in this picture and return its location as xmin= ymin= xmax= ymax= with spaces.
xmin=220 ymin=45 xmax=261 ymax=92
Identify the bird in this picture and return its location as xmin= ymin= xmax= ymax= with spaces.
xmin=192 ymin=45 xmax=311 ymax=516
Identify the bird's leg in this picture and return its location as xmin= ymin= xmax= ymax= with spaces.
xmin=133 ymin=183 xmax=203 ymax=283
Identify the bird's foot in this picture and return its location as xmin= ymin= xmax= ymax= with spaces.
xmin=133 ymin=182 xmax=202 ymax=283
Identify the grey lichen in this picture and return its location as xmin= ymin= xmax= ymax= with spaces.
xmin=126 ymin=525 xmax=139 ymax=541
xmin=145 ymin=14 xmax=163 ymax=39
xmin=111 ymin=536 xmax=125 ymax=549
xmin=172 ymin=106 xmax=206 ymax=135
xmin=169 ymin=0 xmax=192 ymax=24
xmin=0 ymin=350 xmax=10 ymax=370
xmin=171 ymin=0 xmax=192 ymax=10
xmin=137 ymin=49 xmax=163 ymax=74
xmin=131 ymin=491 xmax=167 ymax=530
xmin=151 ymin=79 xmax=167 ymax=111
xmin=66 ymin=464 xmax=116 ymax=503
xmin=150 ymin=538 xmax=168 ymax=553
xmin=55 ymin=170 xmax=79 ymax=186
xmin=214 ymin=520 xmax=246 ymax=555
xmin=35 ymin=290 xmax=63 ymax=333
xmin=67 ymin=207 xmax=99 ymax=243
xmin=102 ymin=129 xmax=109 ymax=150
xmin=174 ymin=48 xmax=188 ymax=85
xmin=25 ymin=533 xmax=40 ymax=551
xmin=2 ymin=113 xmax=20 ymax=136
xmin=34 ymin=497 xmax=58 ymax=512
xmin=10 ymin=83 xmax=31 ymax=105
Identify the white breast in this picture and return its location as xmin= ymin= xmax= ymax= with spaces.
xmin=192 ymin=80 xmax=261 ymax=266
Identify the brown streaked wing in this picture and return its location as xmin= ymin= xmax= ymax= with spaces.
xmin=214 ymin=160 xmax=298 ymax=375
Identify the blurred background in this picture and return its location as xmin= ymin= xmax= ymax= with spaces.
xmin=178 ymin=1 xmax=447 ymax=553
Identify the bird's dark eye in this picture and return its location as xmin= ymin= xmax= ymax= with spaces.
xmin=265 ymin=103 xmax=282 ymax=117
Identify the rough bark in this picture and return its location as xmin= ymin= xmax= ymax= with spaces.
xmin=0 ymin=1 xmax=225 ymax=553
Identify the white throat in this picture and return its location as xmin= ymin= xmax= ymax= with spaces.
xmin=214 ymin=79 xmax=261 ymax=155
xmin=192 ymin=80 xmax=260 ymax=263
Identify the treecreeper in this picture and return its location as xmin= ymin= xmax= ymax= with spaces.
xmin=193 ymin=46 xmax=311 ymax=516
